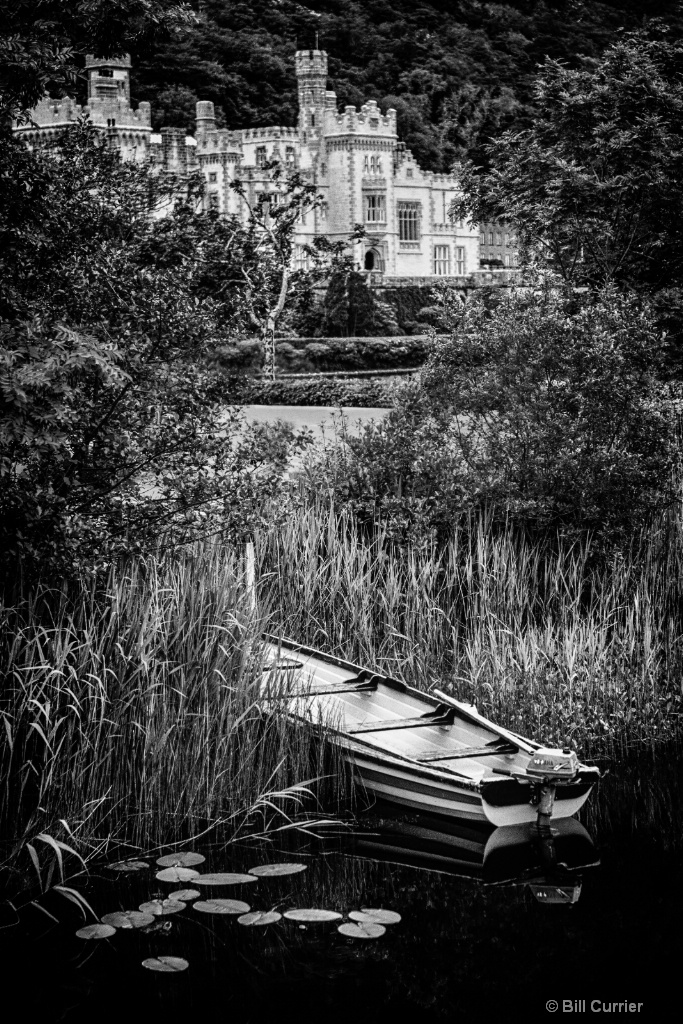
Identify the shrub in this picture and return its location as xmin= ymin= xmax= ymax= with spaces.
xmin=302 ymin=285 xmax=681 ymax=543
xmin=226 ymin=374 xmax=400 ymax=407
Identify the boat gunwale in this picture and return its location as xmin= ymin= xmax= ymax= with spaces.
xmin=264 ymin=634 xmax=537 ymax=766
xmin=263 ymin=635 xmax=598 ymax=796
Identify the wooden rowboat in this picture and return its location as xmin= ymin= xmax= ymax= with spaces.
xmin=263 ymin=636 xmax=600 ymax=829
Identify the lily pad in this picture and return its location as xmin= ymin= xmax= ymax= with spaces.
xmin=156 ymin=867 xmax=200 ymax=883
xmin=283 ymin=909 xmax=342 ymax=923
xmin=168 ymin=889 xmax=200 ymax=902
xmin=194 ymin=873 xmax=257 ymax=886
xmin=248 ymin=863 xmax=307 ymax=878
xmin=142 ymin=956 xmax=189 ymax=973
xmin=107 ymin=859 xmax=149 ymax=873
xmin=139 ymin=899 xmax=185 ymax=916
xmin=75 ymin=923 xmax=116 ymax=939
xmin=101 ymin=910 xmax=154 ymax=930
xmin=357 ymin=908 xmax=402 ymax=925
xmin=338 ymin=921 xmax=386 ymax=939
xmin=237 ymin=911 xmax=282 ymax=927
xmin=156 ymin=852 xmax=205 ymax=868
xmin=193 ymin=899 xmax=251 ymax=915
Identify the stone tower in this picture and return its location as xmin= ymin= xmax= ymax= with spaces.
xmin=295 ymin=49 xmax=328 ymax=141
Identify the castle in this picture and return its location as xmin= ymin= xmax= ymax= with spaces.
xmin=16 ymin=51 xmax=514 ymax=285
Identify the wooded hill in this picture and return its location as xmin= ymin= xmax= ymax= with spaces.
xmin=121 ymin=0 xmax=683 ymax=171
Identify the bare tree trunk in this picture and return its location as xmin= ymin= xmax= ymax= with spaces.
xmin=262 ymin=317 xmax=276 ymax=380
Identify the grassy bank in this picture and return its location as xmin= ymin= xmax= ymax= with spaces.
xmin=0 ymin=548 xmax=345 ymax=893
xmin=257 ymin=503 xmax=683 ymax=759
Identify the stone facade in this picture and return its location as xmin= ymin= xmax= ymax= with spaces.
xmin=16 ymin=50 xmax=512 ymax=283
xmin=15 ymin=55 xmax=152 ymax=163
xmin=187 ymin=49 xmax=479 ymax=281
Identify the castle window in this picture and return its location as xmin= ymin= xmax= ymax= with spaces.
xmin=496 ymin=231 xmax=502 ymax=245
xmin=398 ymin=201 xmax=420 ymax=241
xmin=480 ymin=231 xmax=486 ymax=244
xmin=488 ymin=231 xmax=494 ymax=245
xmin=319 ymin=201 xmax=328 ymax=221
xmin=505 ymin=254 xmax=511 ymax=267
xmin=376 ymin=155 xmax=382 ymax=173
xmin=208 ymin=172 xmax=217 ymax=183
xmin=370 ymin=155 xmax=376 ymax=173
xmin=454 ymin=246 xmax=465 ymax=275
xmin=364 ymin=155 xmax=369 ymax=173
xmin=433 ymin=245 xmax=451 ymax=276
xmin=406 ymin=168 xmax=413 ymax=178
xmin=286 ymin=146 xmax=295 ymax=166
xmin=310 ymin=112 xmax=315 ymax=127
xmin=256 ymin=146 xmax=267 ymax=168
xmin=208 ymin=193 xmax=220 ymax=211
xmin=365 ymin=194 xmax=386 ymax=223
xmin=294 ymin=245 xmax=310 ymax=271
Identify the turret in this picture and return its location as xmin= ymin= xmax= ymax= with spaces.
xmin=85 ymin=54 xmax=132 ymax=106
xmin=196 ymin=100 xmax=216 ymax=136
xmin=295 ymin=49 xmax=328 ymax=138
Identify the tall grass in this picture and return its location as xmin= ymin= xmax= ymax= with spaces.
xmin=258 ymin=501 xmax=683 ymax=758
xmin=3 ymin=500 xmax=682 ymax=893
xmin=0 ymin=546 xmax=345 ymax=883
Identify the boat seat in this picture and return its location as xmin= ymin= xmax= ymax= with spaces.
xmin=416 ymin=740 xmax=518 ymax=762
xmin=268 ymin=669 xmax=381 ymax=698
xmin=349 ymin=704 xmax=457 ymax=734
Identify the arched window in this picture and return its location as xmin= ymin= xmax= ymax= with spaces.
xmin=364 ymin=250 xmax=375 ymax=271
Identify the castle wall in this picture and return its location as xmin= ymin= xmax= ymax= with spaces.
xmin=15 ymin=49 xmax=490 ymax=281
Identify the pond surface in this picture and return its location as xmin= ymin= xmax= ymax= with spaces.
xmin=2 ymin=751 xmax=680 ymax=1023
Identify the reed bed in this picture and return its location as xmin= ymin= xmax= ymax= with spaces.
xmin=0 ymin=546 xmax=345 ymax=885
xmin=3 ymin=502 xmax=682 ymax=892
xmin=259 ymin=502 xmax=683 ymax=758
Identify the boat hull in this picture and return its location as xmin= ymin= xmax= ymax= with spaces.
xmin=345 ymin=744 xmax=597 ymax=827
xmin=264 ymin=635 xmax=599 ymax=828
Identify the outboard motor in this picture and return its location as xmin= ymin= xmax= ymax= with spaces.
xmin=526 ymin=747 xmax=580 ymax=782
xmin=526 ymin=747 xmax=579 ymax=830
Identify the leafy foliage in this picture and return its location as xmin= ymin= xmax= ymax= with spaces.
xmin=128 ymin=1 xmax=683 ymax=172
xmin=0 ymin=124 xmax=307 ymax=577
xmin=306 ymin=285 xmax=680 ymax=541
xmin=1 ymin=0 xmax=194 ymax=123
xmin=455 ymin=30 xmax=683 ymax=293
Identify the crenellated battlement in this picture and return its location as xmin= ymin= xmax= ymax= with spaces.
xmin=241 ymin=127 xmax=299 ymax=142
xmin=13 ymin=49 xmax=491 ymax=281
xmin=295 ymin=49 xmax=328 ymax=79
xmin=325 ymin=100 xmax=397 ymax=138
xmin=197 ymin=129 xmax=242 ymax=150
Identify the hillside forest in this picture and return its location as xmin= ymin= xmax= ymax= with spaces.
xmin=58 ymin=1 xmax=683 ymax=172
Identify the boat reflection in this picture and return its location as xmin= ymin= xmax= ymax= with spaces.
xmin=350 ymin=802 xmax=598 ymax=902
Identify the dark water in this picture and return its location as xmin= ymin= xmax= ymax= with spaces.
xmin=3 ymin=752 xmax=681 ymax=1024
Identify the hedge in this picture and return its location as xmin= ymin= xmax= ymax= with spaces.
xmin=213 ymin=335 xmax=432 ymax=375
xmin=225 ymin=374 xmax=401 ymax=407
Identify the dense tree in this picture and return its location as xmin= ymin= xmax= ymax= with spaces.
xmin=0 ymin=124 xmax=307 ymax=577
xmin=454 ymin=29 xmax=683 ymax=294
xmin=126 ymin=1 xmax=683 ymax=171
xmin=0 ymin=0 xmax=193 ymax=124
xmin=307 ymin=284 xmax=680 ymax=541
